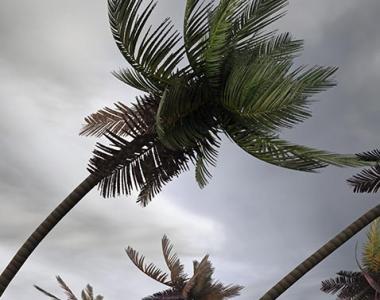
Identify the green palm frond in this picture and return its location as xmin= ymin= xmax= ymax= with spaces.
xmin=226 ymin=126 xmax=365 ymax=172
xmin=231 ymin=0 xmax=288 ymax=52
xmin=184 ymin=0 xmax=215 ymax=74
xmin=161 ymin=235 xmax=187 ymax=288
xmin=194 ymin=138 xmax=219 ymax=189
xmin=222 ymin=55 xmax=338 ymax=132
xmin=35 ymin=277 xmax=103 ymax=300
xmin=125 ymin=246 xmax=172 ymax=286
xmin=108 ymin=0 xmax=185 ymax=94
xmin=362 ymin=219 xmax=380 ymax=272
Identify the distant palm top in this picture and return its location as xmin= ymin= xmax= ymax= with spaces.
xmin=81 ymin=0 xmax=365 ymax=206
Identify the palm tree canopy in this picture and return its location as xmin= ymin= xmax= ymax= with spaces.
xmin=321 ymin=219 xmax=380 ymax=299
xmin=126 ymin=235 xmax=243 ymax=300
xmin=81 ymin=0 xmax=370 ymax=206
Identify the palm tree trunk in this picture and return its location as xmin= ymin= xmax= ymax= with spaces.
xmin=259 ymin=204 xmax=380 ymax=300
xmin=0 ymin=173 xmax=101 ymax=297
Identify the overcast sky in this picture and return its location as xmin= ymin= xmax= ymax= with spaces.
xmin=0 ymin=1 xmax=379 ymax=299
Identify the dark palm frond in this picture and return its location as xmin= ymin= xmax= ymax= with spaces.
xmin=34 ymin=284 xmax=62 ymax=300
xmin=231 ymin=0 xmax=288 ymax=52
xmin=34 ymin=279 xmax=102 ymax=300
xmin=321 ymin=271 xmax=364 ymax=295
xmin=125 ymin=246 xmax=172 ymax=287
xmin=108 ymin=0 xmax=185 ymax=94
xmin=347 ymin=164 xmax=380 ymax=193
xmin=56 ymin=276 xmax=78 ymax=300
xmin=80 ymin=94 xmax=158 ymax=138
xmin=356 ymin=149 xmax=380 ymax=162
xmin=194 ymin=137 xmax=220 ymax=188
xmin=161 ymin=235 xmax=187 ymax=288
xmin=142 ymin=289 xmax=185 ymax=300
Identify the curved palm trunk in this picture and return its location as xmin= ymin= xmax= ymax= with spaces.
xmin=0 ymin=173 xmax=101 ymax=297
xmin=259 ymin=204 xmax=380 ymax=300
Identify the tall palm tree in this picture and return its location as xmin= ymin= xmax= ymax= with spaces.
xmin=0 ymin=0 xmax=368 ymax=296
xmin=126 ymin=235 xmax=243 ymax=300
xmin=260 ymin=150 xmax=380 ymax=300
xmin=321 ymin=219 xmax=380 ymax=299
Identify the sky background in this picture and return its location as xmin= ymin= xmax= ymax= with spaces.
xmin=0 ymin=0 xmax=379 ymax=299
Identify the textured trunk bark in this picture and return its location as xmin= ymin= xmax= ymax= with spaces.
xmin=259 ymin=204 xmax=380 ymax=300
xmin=0 ymin=173 xmax=101 ymax=297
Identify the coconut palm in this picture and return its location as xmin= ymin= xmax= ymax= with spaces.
xmin=0 ymin=0 xmax=369 ymax=296
xmin=126 ymin=235 xmax=243 ymax=300
xmin=34 ymin=276 xmax=103 ymax=300
xmin=260 ymin=150 xmax=380 ymax=300
xmin=321 ymin=219 xmax=380 ymax=299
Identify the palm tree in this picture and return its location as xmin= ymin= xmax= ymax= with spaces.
xmin=34 ymin=236 xmax=242 ymax=300
xmin=260 ymin=150 xmax=380 ymax=299
xmin=34 ymin=276 xmax=103 ymax=300
xmin=321 ymin=219 xmax=380 ymax=299
xmin=126 ymin=235 xmax=243 ymax=300
xmin=0 ymin=0 xmax=368 ymax=296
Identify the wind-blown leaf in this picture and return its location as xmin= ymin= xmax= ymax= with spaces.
xmin=348 ymin=164 xmax=380 ymax=193
xmin=34 ymin=285 xmax=62 ymax=300
xmin=126 ymin=246 xmax=172 ymax=286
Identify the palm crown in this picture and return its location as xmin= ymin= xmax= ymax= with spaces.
xmin=81 ymin=0 xmax=366 ymax=207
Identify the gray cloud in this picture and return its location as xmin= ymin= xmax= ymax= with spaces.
xmin=0 ymin=1 xmax=379 ymax=300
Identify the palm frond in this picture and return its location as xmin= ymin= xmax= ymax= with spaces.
xmin=125 ymin=246 xmax=172 ymax=286
xmin=204 ymin=0 xmax=243 ymax=89
xmin=161 ymin=235 xmax=187 ymax=288
xmin=183 ymin=0 xmax=214 ymax=74
xmin=108 ymin=0 xmax=185 ymax=94
xmin=362 ymin=219 xmax=380 ymax=272
xmin=226 ymin=126 xmax=365 ymax=172
xmin=80 ymin=94 xmax=157 ymax=138
xmin=231 ymin=0 xmax=288 ymax=52
xmin=320 ymin=271 xmax=364 ymax=295
xmin=34 ymin=285 xmax=62 ymax=300
xmin=142 ymin=289 xmax=185 ymax=300
xmin=356 ymin=149 xmax=380 ymax=162
xmin=222 ymin=55 xmax=338 ymax=132
xmin=347 ymin=164 xmax=380 ymax=193
xmin=195 ymin=138 xmax=219 ymax=188
xmin=56 ymin=276 xmax=78 ymax=300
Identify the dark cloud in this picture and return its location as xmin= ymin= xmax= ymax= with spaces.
xmin=0 ymin=1 xmax=379 ymax=300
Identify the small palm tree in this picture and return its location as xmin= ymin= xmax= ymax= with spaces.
xmin=126 ymin=235 xmax=243 ymax=300
xmin=34 ymin=276 xmax=103 ymax=300
xmin=34 ymin=236 xmax=242 ymax=300
xmin=260 ymin=150 xmax=380 ymax=299
xmin=321 ymin=219 xmax=380 ymax=299
xmin=0 ymin=0 xmax=369 ymax=296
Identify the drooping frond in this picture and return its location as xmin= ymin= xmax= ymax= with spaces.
xmin=80 ymin=94 xmax=158 ymax=137
xmin=194 ymin=138 xmax=219 ymax=188
xmin=161 ymin=235 xmax=187 ymax=288
xmin=222 ymin=55 xmax=338 ymax=132
xmin=348 ymin=164 xmax=380 ymax=193
xmin=362 ymin=219 xmax=380 ymax=273
xmin=108 ymin=0 xmax=185 ymax=94
xmin=142 ymin=289 xmax=185 ymax=300
xmin=225 ymin=125 xmax=365 ymax=172
xmin=183 ymin=0 xmax=214 ymax=74
xmin=125 ymin=246 xmax=172 ymax=286
xmin=231 ymin=0 xmax=288 ymax=52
